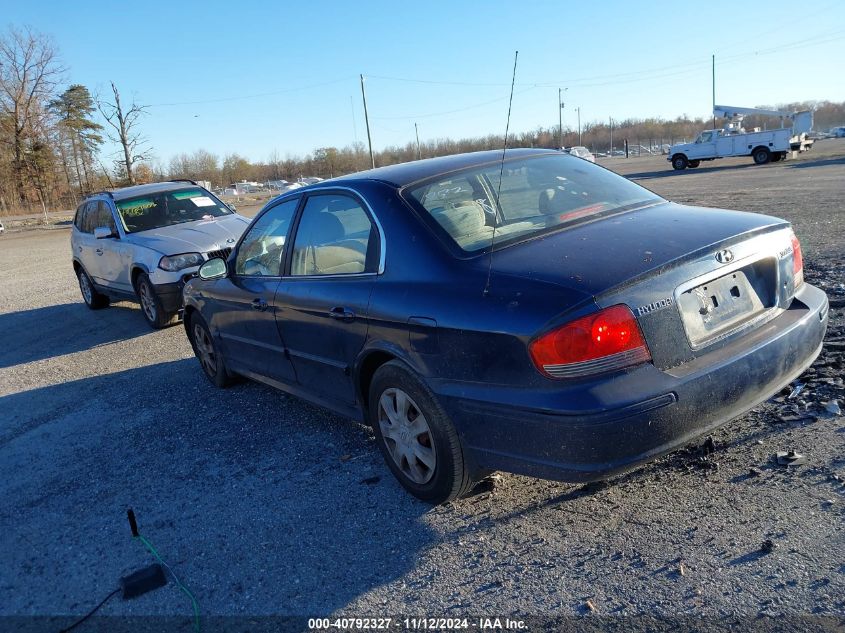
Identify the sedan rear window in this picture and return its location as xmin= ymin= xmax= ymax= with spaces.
xmin=115 ymin=187 xmax=232 ymax=233
xmin=406 ymin=154 xmax=661 ymax=253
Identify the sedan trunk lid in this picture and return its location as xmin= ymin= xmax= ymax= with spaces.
xmin=490 ymin=201 xmax=796 ymax=370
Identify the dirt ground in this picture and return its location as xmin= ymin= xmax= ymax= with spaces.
xmin=0 ymin=140 xmax=843 ymax=632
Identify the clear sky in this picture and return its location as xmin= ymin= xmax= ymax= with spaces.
xmin=7 ymin=0 xmax=845 ymax=165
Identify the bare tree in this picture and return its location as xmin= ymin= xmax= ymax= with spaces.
xmin=0 ymin=26 xmax=64 ymax=205
xmin=97 ymin=81 xmax=148 ymax=185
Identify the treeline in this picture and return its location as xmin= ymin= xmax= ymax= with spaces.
xmin=2 ymin=23 xmax=844 ymax=216
xmin=163 ymin=100 xmax=845 ymax=185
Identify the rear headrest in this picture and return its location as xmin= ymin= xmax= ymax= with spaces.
xmin=431 ymin=201 xmax=486 ymax=238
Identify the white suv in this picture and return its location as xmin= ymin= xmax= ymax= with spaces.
xmin=71 ymin=181 xmax=250 ymax=328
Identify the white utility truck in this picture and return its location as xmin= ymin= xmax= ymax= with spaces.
xmin=668 ymin=105 xmax=814 ymax=170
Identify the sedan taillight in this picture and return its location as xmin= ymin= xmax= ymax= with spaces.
xmin=529 ymin=305 xmax=651 ymax=379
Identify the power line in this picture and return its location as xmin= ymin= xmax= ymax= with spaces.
xmin=143 ymin=28 xmax=845 ymax=111
xmin=367 ymin=29 xmax=845 ymax=90
xmin=372 ymin=86 xmax=537 ymax=121
xmin=147 ymin=77 xmax=354 ymax=107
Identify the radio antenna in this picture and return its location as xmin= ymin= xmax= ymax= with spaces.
xmin=483 ymin=50 xmax=518 ymax=297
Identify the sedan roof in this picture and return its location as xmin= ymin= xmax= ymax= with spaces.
xmin=330 ymin=148 xmax=560 ymax=188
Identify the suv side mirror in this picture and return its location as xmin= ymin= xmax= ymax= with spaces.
xmin=198 ymin=257 xmax=227 ymax=280
xmin=93 ymin=226 xmax=117 ymax=239
xmin=227 ymin=203 xmax=237 ymax=212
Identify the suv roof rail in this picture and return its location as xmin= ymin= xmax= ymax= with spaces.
xmin=87 ymin=190 xmax=114 ymax=199
xmin=169 ymin=178 xmax=197 ymax=185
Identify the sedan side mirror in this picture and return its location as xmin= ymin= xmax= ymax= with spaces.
xmin=198 ymin=257 xmax=228 ymax=280
xmin=94 ymin=226 xmax=117 ymax=239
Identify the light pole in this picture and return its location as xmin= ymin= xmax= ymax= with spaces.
xmin=712 ymin=53 xmax=716 ymax=131
xmin=577 ymin=107 xmax=581 ymax=145
xmin=558 ymin=89 xmax=563 ymax=149
xmin=360 ymin=74 xmax=375 ymax=169
xmin=558 ymin=88 xmax=567 ymax=149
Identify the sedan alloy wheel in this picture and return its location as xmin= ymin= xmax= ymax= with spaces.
xmin=377 ymin=388 xmax=437 ymax=485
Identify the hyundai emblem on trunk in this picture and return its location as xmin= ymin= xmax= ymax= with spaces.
xmin=715 ymin=249 xmax=734 ymax=264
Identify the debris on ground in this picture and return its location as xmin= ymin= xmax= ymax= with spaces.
xmin=761 ymin=539 xmax=776 ymax=554
xmin=823 ymin=400 xmax=841 ymax=417
xmin=702 ymin=436 xmax=716 ymax=455
xmin=584 ymin=599 xmax=597 ymax=612
xmin=776 ymin=450 xmax=807 ymax=467
xmin=360 ymin=476 xmax=381 ymax=485
xmin=787 ymin=383 xmax=804 ymax=400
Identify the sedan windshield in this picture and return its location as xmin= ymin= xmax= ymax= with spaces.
xmin=115 ymin=187 xmax=232 ymax=233
xmin=406 ymin=154 xmax=662 ymax=253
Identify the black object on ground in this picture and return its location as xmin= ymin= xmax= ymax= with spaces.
xmin=127 ymin=508 xmax=139 ymax=538
xmin=120 ymin=563 xmax=168 ymax=599
xmin=58 ymin=588 xmax=120 ymax=633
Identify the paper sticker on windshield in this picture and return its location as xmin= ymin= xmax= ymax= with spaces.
xmin=190 ymin=196 xmax=215 ymax=207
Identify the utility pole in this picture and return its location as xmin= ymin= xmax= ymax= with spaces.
xmin=360 ymin=74 xmax=375 ymax=169
xmin=349 ymin=95 xmax=358 ymax=145
xmin=350 ymin=95 xmax=358 ymax=144
xmin=559 ymin=88 xmax=564 ymax=149
xmin=712 ymin=54 xmax=716 ymax=130
xmin=577 ymin=107 xmax=581 ymax=145
xmin=609 ymin=117 xmax=613 ymax=156
xmin=415 ymin=122 xmax=421 ymax=160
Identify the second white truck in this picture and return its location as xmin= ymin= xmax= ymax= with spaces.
xmin=668 ymin=105 xmax=814 ymax=170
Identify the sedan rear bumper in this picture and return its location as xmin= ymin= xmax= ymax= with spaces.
xmin=435 ymin=283 xmax=828 ymax=482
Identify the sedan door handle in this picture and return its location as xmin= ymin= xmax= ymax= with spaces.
xmin=328 ymin=306 xmax=356 ymax=322
xmin=251 ymin=298 xmax=268 ymax=311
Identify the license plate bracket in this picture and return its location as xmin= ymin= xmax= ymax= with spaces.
xmin=678 ymin=267 xmax=771 ymax=348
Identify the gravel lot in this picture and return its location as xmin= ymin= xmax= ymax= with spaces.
xmin=1 ymin=141 xmax=844 ymax=631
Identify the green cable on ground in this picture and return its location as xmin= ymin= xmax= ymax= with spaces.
xmin=136 ymin=534 xmax=201 ymax=633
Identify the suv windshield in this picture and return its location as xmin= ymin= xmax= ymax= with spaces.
xmin=405 ymin=154 xmax=661 ymax=253
xmin=115 ymin=188 xmax=232 ymax=233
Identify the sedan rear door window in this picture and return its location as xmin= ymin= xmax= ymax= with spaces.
xmin=290 ymin=194 xmax=377 ymax=276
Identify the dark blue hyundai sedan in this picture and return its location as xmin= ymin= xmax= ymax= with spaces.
xmin=183 ymin=149 xmax=828 ymax=503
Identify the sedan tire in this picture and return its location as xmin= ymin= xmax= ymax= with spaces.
xmin=369 ymin=360 xmax=476 ymax=504
xmin=135 ymin=273 xmax=178 ymax=329
xmin=77 ymin=268 xmax=109 ymax=310
xmin=188 ymin=312 xmax=233 ymax=388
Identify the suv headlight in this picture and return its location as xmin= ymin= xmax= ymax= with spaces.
xmin=158 ymin=252 xmax=204 ymax=271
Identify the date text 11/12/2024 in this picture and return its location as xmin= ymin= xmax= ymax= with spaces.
xmin=307 ymin=617 xmax=528 ymax=630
